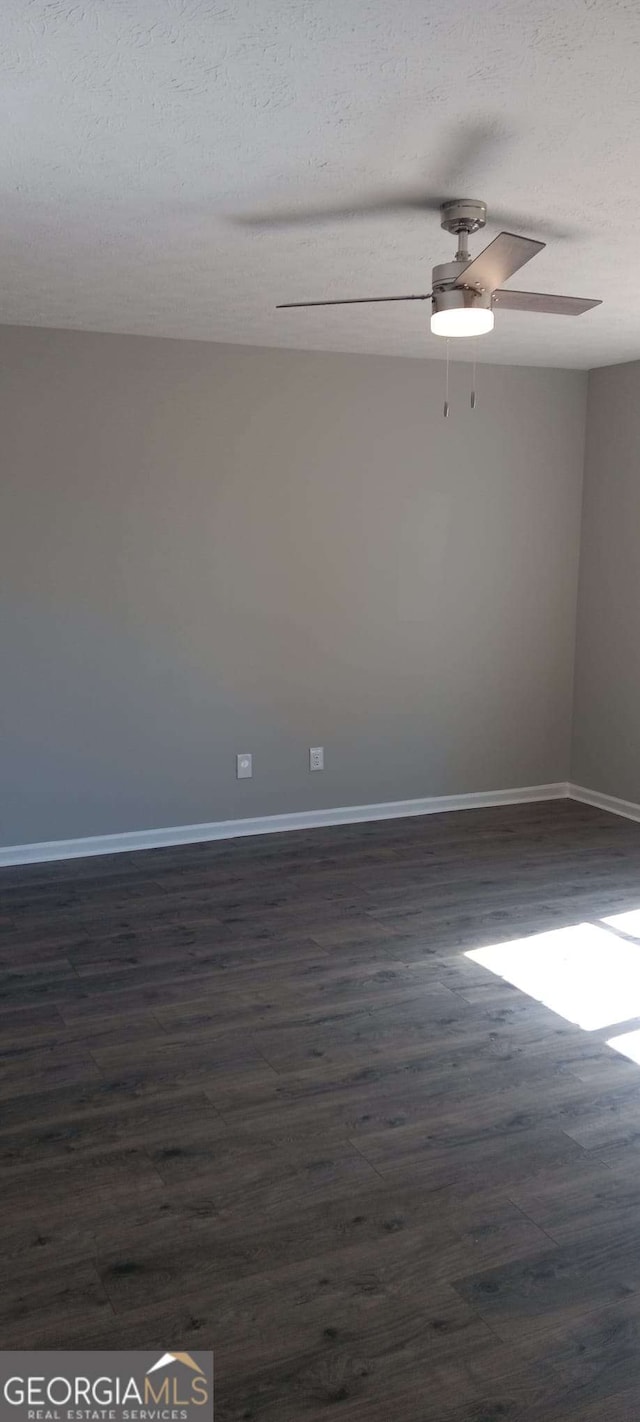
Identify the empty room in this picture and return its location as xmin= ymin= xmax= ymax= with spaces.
xmin=3 ymin=1 xmax=640 ymax=1418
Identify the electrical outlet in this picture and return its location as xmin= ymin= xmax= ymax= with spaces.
xmin=236 ymin=752 xmax=252 ymax=779
xmin=309 ymin=746 xmax=324 ymax=772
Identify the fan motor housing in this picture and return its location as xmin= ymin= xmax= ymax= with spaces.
xmin=431 ymin=286 xmax=493 ymax=320
xmin=432 ymin=259 xmax=473 ymax=288
xmin=431 ymin=259 xmax=493 ymax=319
xmin=440 ymin=198 xmax=487 ymax=235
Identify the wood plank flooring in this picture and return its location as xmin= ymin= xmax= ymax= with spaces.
xmin=4 ymin=799 xmax=640 ymax=1418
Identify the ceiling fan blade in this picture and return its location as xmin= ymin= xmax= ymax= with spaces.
xmin=276 ymin=294 xmax=431 ymax=308
xmin=493 ymin=289 xmax=602 ymax=315
xmin=455 ymin=232 xmax=545 ymax=293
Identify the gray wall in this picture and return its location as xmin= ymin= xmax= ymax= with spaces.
xmin=572 ymin=361 xmax=640 ymax=798
xmin=0 ymin=325 xmax=587 ymax=847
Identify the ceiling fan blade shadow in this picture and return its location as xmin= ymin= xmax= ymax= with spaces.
xmin=233 ymin=117 xmax=514 ymax=228
xmin=426 ymin=119 xmax=513 ymax=195
xmin=488 ymin=209 xmax=575 ymax=241
xmin=235 ymin=193 xmax=441 ymax=227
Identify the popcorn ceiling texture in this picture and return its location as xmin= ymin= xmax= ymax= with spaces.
xmin=1 ymin=0 xmax=639 ymax=367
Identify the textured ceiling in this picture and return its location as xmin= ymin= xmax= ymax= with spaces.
xmin=2 ymin=0 xmax=640 ymax=367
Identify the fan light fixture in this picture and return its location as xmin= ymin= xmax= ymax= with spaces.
xmin=275 ymin=192 xmax=602 ymax=338
xmin=430 ymin=305 xmax=494 ymax=337
xmin=430 ymin=283 xmax=494 ymax=338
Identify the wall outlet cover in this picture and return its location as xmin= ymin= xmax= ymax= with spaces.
xmin=309 ymin=746 xmax=324 ymax=772
xmin=236 ymin=752 xmax=253 ymax=779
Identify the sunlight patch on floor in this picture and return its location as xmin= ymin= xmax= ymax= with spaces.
xmin=465 ymin=921 xmax=640 ymax=1032
xmin=606 ymin=1027 xmax=640 ymax=1065
xmin=602 ymin=909 xmax=640 ymax=936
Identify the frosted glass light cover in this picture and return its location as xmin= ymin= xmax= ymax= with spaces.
xmin=431 ymin=306 xmax=494 ymax=337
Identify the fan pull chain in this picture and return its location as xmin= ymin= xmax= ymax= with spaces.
xmin=444 ymin=340 xmax=450 ymax=418
xmin=471 ymin=355 xmax=477 ymax=410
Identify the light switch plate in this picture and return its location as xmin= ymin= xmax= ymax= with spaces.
xmin=236 ymin=752 xmax=253 ymax=779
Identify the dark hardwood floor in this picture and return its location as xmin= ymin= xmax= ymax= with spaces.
xmin=4 ymin=799 xmax=640 ymax=1419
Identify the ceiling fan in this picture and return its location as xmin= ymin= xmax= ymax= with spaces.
xmin=275 ymin=198 xmax=601 ymax=338
xmin=238 ymin=123 xmax=601 ymax=338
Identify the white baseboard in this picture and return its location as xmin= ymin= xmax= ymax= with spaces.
xmin=0 ymin=781 xmax=569 ymax=867
xmin=569 ymin=782 xmax=640 ymax=824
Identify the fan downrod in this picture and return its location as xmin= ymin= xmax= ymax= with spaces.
xmin=440 ymin=198 xmax=487 ymax=261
